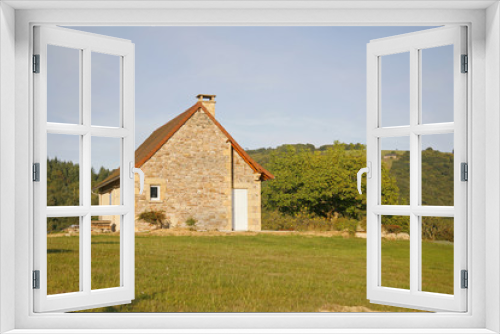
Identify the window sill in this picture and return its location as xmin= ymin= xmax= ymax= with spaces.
xmin=4 ymin=329 xmax=497 ymax=334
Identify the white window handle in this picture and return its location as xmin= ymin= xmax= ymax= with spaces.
xmin=129 ymin=162 xmax=145 ymax=195
xmin=357 ymin=162 xmax=371 ymax=195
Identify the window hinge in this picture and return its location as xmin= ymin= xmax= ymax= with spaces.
xmin=461 ymin=270 xmax=468 ymax=289
xmin=33 ymin=163 xmax=40 ymax=182
xmin=33 ymin=270 xmax=40 ymax=289
xmin=461 ymin=54 xmax=468 ymax=73
xmin=461 ymin=162 xmax=468 ymax=181
xmin=33 ymin=54 xmax=40 ymax=73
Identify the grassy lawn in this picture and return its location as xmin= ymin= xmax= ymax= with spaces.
xmin=46 ymin=233 xmax=453 ymax=312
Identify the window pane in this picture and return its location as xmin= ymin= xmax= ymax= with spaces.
xmin=92 ymin=52 xmax=121 ymax=127
xmin=421 ymin=45 xmax=454 ymax=124
xmin=381 ymin=52 xmax=410 ymax=127
xmin=381 ymin=215 xmax=410 ymax=290
xmin=381 ymin=137 xmax=409 ymax=205
xmin=47 ymin=45 xmax=80 ymax=124
xmin=421 ymin=217 xmax=454 ymax=294
xmin=91 ymin=215 xmax=121 ymax=289
xmin=421 ymin=134 xmax=454 ymax=206
xmin=47 ymin=134 xmax=80 ymax=206
xmin=150 ymin=186 xmax=159 ymax=200
xmin=47 ymin=217 xmax=80 ymax=295
xmin=92 ymin=137 xmax=121 ymax=206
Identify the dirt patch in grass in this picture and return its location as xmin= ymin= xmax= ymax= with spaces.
xmin=318 ymin=304 xmax=376 ymax=312
xmin=144 ymin=229 xmax=348 ymax=238
xmin=146 ymin=229 xmax=259 ymax=237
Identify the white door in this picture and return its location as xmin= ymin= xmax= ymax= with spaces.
xmin=362 ymin=26 xmax=467 ymax=312
xmin=33 ymin=26 xmax=141 ymax=312
xmin=233 ymin=189 xmax=248 ymax=231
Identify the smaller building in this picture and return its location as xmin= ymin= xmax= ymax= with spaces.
xmin=94 ymin=95 xmax=274 ymax=232
xmin=383 ymin=153 xmax=398 ymax=160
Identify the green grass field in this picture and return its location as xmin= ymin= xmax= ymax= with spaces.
xmin=46 ymin=233 xmax=453 ymax=313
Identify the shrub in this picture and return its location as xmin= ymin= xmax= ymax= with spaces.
xmin=138 ymin=210 xmax=169 ymax=229
xmin=262 ymin=210 xmax=361 ymax=234
xmin=384 ymin=224 xmax=402 ymax=234
xmin=421 ymin=217 xmax=454 ymax=242
xmin=334 ymin=217 xmax=359 ymax=236
xmin=382 ymin=215 xmax=410 ymax=234
xmin=262 ymin=210 xmax=334 ymax=231
xmin=185 ymin=217 xmax=197 ymax=230
xmin=359 ymin=216 xmax=367 ymax=232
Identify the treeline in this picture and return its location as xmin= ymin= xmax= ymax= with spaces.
xmin=248 ymin=142 xmax=454 ymax=241
xmin=47 ymin=157 xmax=113 ymax=232
xmin=388 ymin=148 xmax=453 ymax=206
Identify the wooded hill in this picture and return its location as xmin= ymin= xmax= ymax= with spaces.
xmin=248 ymin=143 xmax=366 ymax=167
xmin=385 ymin=148 xmax=454 ymax=207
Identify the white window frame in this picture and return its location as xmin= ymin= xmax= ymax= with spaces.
xmin=32 ymin=25 xmax=136 ymax=313
xmin=1 ymin=1 xmax=499 ymax=333
xmin=366 ymin=26 xmax=468 ymax=312
xmin=150 ymin=185 xmax=160 ymax=201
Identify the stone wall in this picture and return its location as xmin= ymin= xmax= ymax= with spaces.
xmin=98 ymin=187 xmax=121 ymax=231
xmin=135 ymin=110 xmax=233 ymax=231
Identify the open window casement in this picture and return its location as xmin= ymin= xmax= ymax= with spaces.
xmin=364 ymin=26 xmax=467 ymax=312
xmin=33 ymin=26 xmax=139 ymax=312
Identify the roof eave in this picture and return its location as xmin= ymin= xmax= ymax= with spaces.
xmin=93 ymin=175 xmax=120 ymax=191
xmin=94 ymin=101 xmax=275 ymax=190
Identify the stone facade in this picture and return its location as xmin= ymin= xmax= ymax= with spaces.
xmin=97 ymin=188 xmax=121 ymax=230
xmin=99 ymin=108 xmax=264 ymax=232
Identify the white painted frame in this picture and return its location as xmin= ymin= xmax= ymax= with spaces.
xmin=366 ymin=26 xmax=467 ymax=312
xmin=33 ymin=26 xmax=136 ymax=312
xmin=232 ymin=189 xmax=248 ymax=231
xmin=1 ymin=1 xmax=499 ymax=333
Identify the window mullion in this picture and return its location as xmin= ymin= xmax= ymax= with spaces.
xmin=82 ymin=47 xmax=92 ymax=294
xmin=416 ymin=48 xmax=423 ymax=293
xmin=78 ymin=48 xmax=84 ymax=293
xmin=409 ymin=47 xmax=420 ymax=294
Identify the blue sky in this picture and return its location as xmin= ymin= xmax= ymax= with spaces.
xmin=47 ymin=26 xmax=454 ymax=170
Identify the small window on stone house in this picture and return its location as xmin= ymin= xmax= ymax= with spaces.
xmin=150 ymin=185 xmax=160 ymax=201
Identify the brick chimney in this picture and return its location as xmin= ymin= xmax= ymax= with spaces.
xmin=196 ymin=94 xmax=216 ymax=117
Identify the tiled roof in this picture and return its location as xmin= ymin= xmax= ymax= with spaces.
xmin=94 ymin=102 xmax=274 ymax=191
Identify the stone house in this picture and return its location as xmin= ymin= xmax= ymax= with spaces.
xmin=93 ymin=95 xmax=274 ymax=232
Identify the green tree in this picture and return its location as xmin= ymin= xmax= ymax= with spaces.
xmin=261 ymin=142 xmax=401 ymax=220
